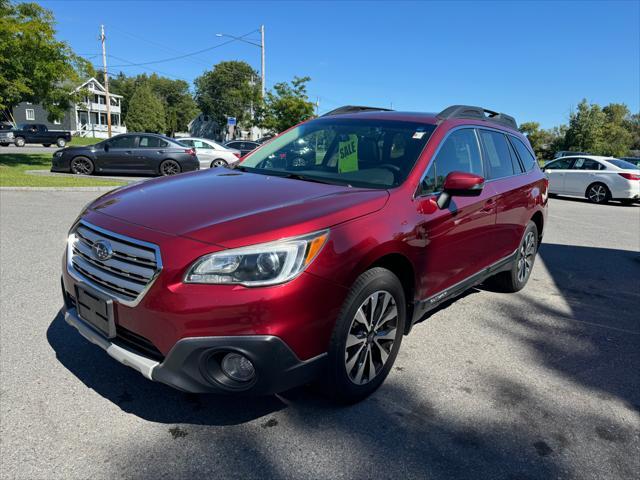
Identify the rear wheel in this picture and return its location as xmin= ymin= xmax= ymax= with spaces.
xmin=159 ymin=159 xmax=181 ymax=176
xmin=56 ymin=137 xmax=67 ymax=148
xmin=485 ymin=221 xmax=538 ymax=293
xmin=14 ymin=137 xmax=25 ymax=147
xmin=586 ymin=182 xmax=610 ymax=204
xmin=323 ymin=267 xmax=405 ymax=404
xmin=210 ymin=159 xmax=228 ymax=168
xmin=70 ymin=156 xmax=94 ymax=175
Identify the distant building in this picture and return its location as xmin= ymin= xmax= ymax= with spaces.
xmin=11 ymin=77 xmax=126 ymax=138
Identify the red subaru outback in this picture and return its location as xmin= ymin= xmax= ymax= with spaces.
xmin=61 ymin=105 xmax=548 ymax=403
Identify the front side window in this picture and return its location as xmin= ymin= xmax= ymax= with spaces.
xmin=418 ymin=129 xmax=483 ymax=195
xmin=240 ymin=118 xmax=436 ymax=189
xmin=108 ymin=136 xmax=136 ymax=149
xmin=510 ymin=136 xmax=538 ymax=171
xmin=545 ymin=158 xmax=573 ymax=169
xmin=572 ymin=158 xmax=603 ymax=170
xmin=479 ymin=130 xmax=516 ymax=179
xmin=139 ymin=136 xmax=168 ymax=148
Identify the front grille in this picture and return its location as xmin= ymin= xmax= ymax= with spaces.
xmin=69 ymin=222 xmax=161 ymax=304
xmin=114 ymin=326 xmax=164 ymax=361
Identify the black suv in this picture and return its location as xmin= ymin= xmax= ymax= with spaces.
xmin=51 ymin=133 xmax=200 ymax=176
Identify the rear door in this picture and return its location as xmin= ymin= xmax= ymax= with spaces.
xmin=564 ymin=157 xmax=604 ymax=195
xmin=414 ymin=128 xmax=498 ymax=297
xmin=544 ymin=158 xmax=574 ymax=193
xmin=137 ymin=135 xmax=171 ymax=173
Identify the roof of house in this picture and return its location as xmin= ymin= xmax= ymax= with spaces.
xmin=74 ymin=77 xmax=123 ymax=98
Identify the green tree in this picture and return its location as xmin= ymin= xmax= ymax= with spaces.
xmin=146 ymin=74 xmax=198 ymax=136
xmin=125 ymin=84 xmax=166 ymax=133
xmin=259 ymin=76 xmax=315 ymax=133
xmin=0 ymin=0 xmax=91 ymax=122
xmin=600 ymin=103 xmax=633 ymax=157
xmin=107 ymin=72 xmax=137 ymax=119
xmin=564 ymin=99 xmax=606 ymax=154
xmin=194 ymin=61 xmax=261 ymax=130
xmin=519 ymin=121 xmax=565 ymax=161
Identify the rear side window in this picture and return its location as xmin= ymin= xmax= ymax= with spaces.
xmin=479 ymin=130 xmax=518 ymax=178
xmin=419 ymin=129 xmax=483 ymax=195
xmin=139 ymin=136 xmax=168 ymax=148
xmin=572 ymin=158 xmax=604 ymax=170
xmin=510 ymin=136 xmax=538 ymax=171
xmin=545 ymin=158 xmax=573 ymax=169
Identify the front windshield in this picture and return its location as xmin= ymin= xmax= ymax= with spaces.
xmin=610 ymin=159 xmax=639 ymax=170
xmin=239 ymin=118 xmax=436 ymax=189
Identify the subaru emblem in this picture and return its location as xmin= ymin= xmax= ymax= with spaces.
xmin=93 ymin=240 xmax=113 ymax=261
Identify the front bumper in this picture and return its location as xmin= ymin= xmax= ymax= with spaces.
xmin=63 ymin=303 xmax=326 ymax=394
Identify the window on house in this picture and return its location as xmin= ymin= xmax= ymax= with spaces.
xmin=53 ymin=119 xmax=61 ymax=125
xmin=25 ymin=109 xmax=35 ymax=121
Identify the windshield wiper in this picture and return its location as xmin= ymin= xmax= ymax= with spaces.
xmin=281 ymin=173 xmax=350 ymax=186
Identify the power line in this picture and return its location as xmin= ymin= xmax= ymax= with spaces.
xmin=107 ymin=29 xmax=259 ymax=68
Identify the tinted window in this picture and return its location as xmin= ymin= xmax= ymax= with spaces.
xmin=510 ymin=136 xmax=538 ymax=171
xmin=419 ymin=129 xmax=483 ymax=195
xmin=545 ymin=158 xmax=573 ymax=169
xmin=108 ymin=136 xmax=136 ymax=149
xmin=139 ymin=136 xmax=168 ymax=148
xmin=609 ymin=159 xmax=639 ymax=170
xmin=506 ymin=137 xmax=524 ymax=173
xmin=180 ymin=139 xmax=193 ymax=147
xmin=227 ymin=142 xmax=241 ymax=149
xmin=572 ymin=158 xmax=603 ymax=170
xmin=479 ymin=130 xmax=516 ymax=178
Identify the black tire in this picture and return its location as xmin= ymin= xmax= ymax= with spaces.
xmin=322 ymin=267 xmax=406 ymax=404
xmin=70 ymin=156 xmax=94 ymax=175
xmin=585 ymin=182 xmax=611 ymax=204
xmin=43 ymin=144 xmax=51 ymax=147
xmin=485 ymin=221 xmax=538 ymax=293
xmin=56 ymin=137 xmax=66 ymax=148
xmin=210 ymin=159 xmax=228 ymax=168
xmin=159 ymin=159 xmax=181 ymax=176
xmin=14 ymin=137 xmax=25 ymax=147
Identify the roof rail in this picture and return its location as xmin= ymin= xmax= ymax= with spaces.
xmin=321 ymin=105 xmax=392 ymax=117
xmin=437 ymin=105 xmax=518 ymax=130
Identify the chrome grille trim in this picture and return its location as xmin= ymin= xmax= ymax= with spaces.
xmin=66 ymin=220 xmax=163 ymax=306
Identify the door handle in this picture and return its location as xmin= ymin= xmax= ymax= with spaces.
xmin=125 ymin=150 xmax=133 ymax=154
xmin=482 ymin=199 xmax=497 ymax=213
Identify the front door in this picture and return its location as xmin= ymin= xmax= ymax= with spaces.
xmin=413 ymin=128 xmax=497 ymax=299
xmin=99 ymin=135 xmax=138 ymax=172
xmin=544 ymin=157 xmax=575 ymax=194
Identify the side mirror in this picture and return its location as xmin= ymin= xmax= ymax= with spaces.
xmin=437 ymin=171 xmax=485 ymax=209
xmin=103 ymin=143 xmax=110 ymax=152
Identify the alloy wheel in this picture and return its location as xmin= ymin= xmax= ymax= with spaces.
xmin=517 ymin=231 xmax=536 ymax=283
xmin=588 ymin=185 xmax=607 ymax=203
xmin=344 ymin=290 xmax=398 ymax=385
xmin=71 ymin=158 xmax=92 ymax=175
xmin=211 ymin=159 xmax=227 ymax=168
xmin=160 ymin=160 xmax=180 ymax=176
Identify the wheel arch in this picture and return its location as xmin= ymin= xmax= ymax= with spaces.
xmin=530 ymin=211 xmax=544 ymax=243
xmin=585 ymin=180 xmax=611 ymax=197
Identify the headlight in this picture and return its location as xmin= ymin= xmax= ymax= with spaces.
xmin=184 ymin=230 xmax=329 ymax=286
xmin=54 ymin=151 xmax=63 ymax=157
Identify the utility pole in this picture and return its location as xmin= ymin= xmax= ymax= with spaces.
xmin=100 ymin=25 xmax=112 ymax=138
xmin=260 ymin=25 xmax=266 ymax=99
xmin=315 ymin=97 xmax=320 ymax=116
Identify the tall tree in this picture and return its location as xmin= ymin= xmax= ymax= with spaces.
xmin=146 ymin=74 xmax=198 ymax=136
xmin=194 ymin=61 xmax=260 ymax=130
xmin=519 ymin=121 xmax=565 ymax=160
xmin=0 ymin=0 xmax=91 ymax=122
xmin=125 ymin=84 xmax=166 ymax=133
xmin=564 ymin=99 xmax=607 ymax=154
xmin=258 ymin=76 xmax=315 ymax=133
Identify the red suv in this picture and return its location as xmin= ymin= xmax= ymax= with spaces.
xmin=61 ymin=105 xmax=548 ymax=403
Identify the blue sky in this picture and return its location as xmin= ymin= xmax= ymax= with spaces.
xmin=39 ymin=0 xmax=639 ymax=128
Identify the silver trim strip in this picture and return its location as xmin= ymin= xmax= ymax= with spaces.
xmin=64 ymin=307 xmax=159 ymax=379
xmin=66 ymin=220 xmax=163 ymax=307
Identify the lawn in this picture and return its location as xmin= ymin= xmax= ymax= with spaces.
xmin=68 ymin=136 xmax=102 ymax=146
xmin=0 ymin=153 xmax=126 ymax=187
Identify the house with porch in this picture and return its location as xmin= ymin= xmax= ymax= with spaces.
xmin=10 ymin=77 xmax=127 ymax=139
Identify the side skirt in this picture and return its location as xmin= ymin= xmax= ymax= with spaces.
xmin=406 ymin=250 xmax=517 ymax=333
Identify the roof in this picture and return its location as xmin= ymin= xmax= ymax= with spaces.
xmin=73 ymin=77 xmax=123 ymax=98
xmin=318 ymin=110 xmax=440 ymax=124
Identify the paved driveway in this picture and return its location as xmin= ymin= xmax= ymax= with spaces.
xmin=0 ymin=193 xmax=638 ymax=479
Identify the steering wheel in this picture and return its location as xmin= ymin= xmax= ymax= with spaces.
xmin=376 ymin=163 xmax=402 ymax=182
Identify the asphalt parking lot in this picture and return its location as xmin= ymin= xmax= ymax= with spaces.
xmin=0 ymin=193 xmax=638 ymax=479
xmin=1 ymin=145 xmax=66 ymax=155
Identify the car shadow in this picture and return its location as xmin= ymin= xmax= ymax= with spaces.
xmin=550 ymin=195 xmax=639 ymax=207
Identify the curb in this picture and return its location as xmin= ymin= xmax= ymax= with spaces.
xmin=0 ymin=186 xmax=119 ymax=192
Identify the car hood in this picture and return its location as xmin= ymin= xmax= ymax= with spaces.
xmin=88 ymin=169 xmax=389 ymax=247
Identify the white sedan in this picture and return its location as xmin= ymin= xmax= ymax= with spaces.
xmin=178 ymin=137 xmax=242 ymax=168
xmin=543 ymin=155 xmax=639 ymax=204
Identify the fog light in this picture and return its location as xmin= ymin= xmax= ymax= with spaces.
xmin=221 ymin=353 xmax=255 ymax=382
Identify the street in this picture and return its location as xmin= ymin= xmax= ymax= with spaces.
xmin=0 ymin=192 xmax=638 ymax=479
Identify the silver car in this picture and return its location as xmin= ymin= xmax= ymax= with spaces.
xmin=178 ymin=137 xmax=242 ymax=168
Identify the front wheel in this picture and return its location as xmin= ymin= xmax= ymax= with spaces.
xmin=70 ymin=156 xmax=94 ymax=175
xmin=14 ymin=137 xmax=25 ymax=147
xmin=159 ymin=159 xmax=181 ymax=176
xmin=485 ymin=221 xmax=538 ymax=293
xmin=586 ymin=183 xmax=610 ymax=204
xmin=323 ymin=267 xmax=406 ymax=404
xmin=56 ymin=138 xmax=67 ymax=148
xmin=210 ymin=159 xmax=228 ymax=168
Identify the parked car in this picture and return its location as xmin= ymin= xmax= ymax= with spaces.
xmin=6 ymin=123 xmax=72 ymax=147
xmin=0 ymin=123 xmax=14 ymax=146
xmin=51 ymin=133 xmax=199 ymax=176
xmin=178 ymin=137 xmax=242 ymax=168
xmin=60 ymin=104 xmax=548 ymax=403
xmin=223 ymin=140 xmax=260 ymax=156
xmin=543 ymin=155 xmax=639 ymax=204
xmin=618 ymin=157 xmax=640 ymax=168
xmin=554 ymin=150 xmax=590 ymax=158
xmin=256 ymin=134 xmax=275 ymax=144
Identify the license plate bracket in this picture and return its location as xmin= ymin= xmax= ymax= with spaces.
xmin=75 ymin=285 xmax=116 ymax=339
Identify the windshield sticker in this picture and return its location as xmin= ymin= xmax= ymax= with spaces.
xmin=338 ymin=134 xmax=359 ymax=173
xmin=412 ymin=131 xmax=426 ymax=139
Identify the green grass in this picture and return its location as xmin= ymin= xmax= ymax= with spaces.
xmin=68 ymin=136 xmax=101 ymax=146
xmin=0 ymin=153 xmax=126 ymax=187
